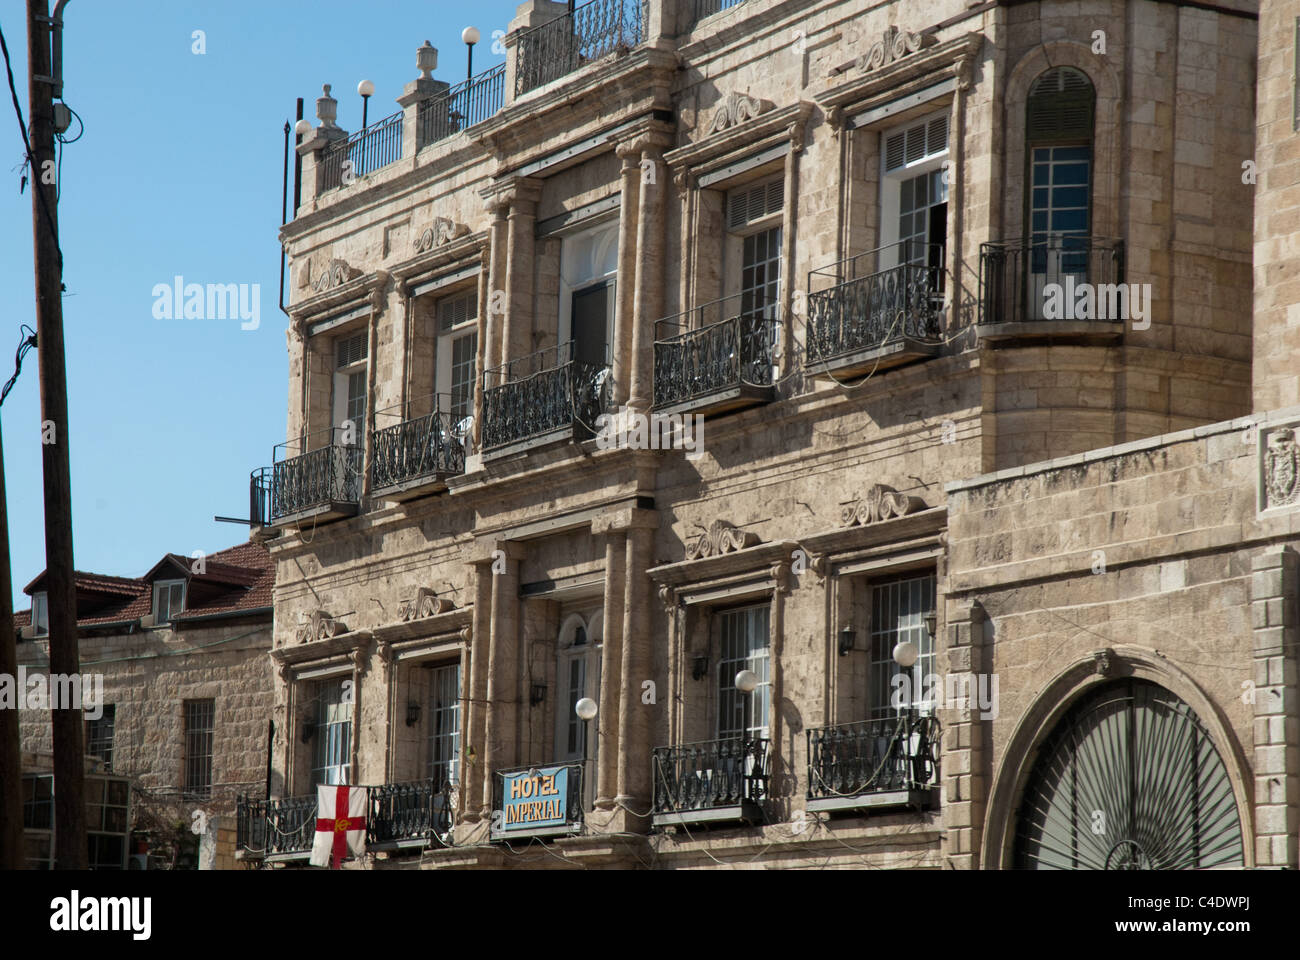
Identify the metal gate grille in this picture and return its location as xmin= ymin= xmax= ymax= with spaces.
xmin=1014 ymin=679 xmax=1243 ymax=869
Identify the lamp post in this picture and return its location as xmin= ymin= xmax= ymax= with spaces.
xmin=462 ymin=26 xmax=480 ymax=82
xmin=357 ymin=79 xmax=374 ymax=129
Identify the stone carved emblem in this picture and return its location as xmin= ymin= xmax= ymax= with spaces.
xmin=312 ymin=258 xmax=361 ymax=294
xmin=708 ymin=92 xmax=773 ymax=134
xmin=295 ymin=609 xmax=344 ymax=644
xmin=841 ymin=483 xmax=925 ymax=527
xmin=685 ymin=519 xmax=760 ymax=560
xmin=414 ymin=216 xmax=469 ymax=253
xmin=398 ymin=587 xmax=455 ymax=621
xmin=1265 ymin=428 xmax=1299 ymax=509
xmin=1094 ymin=648 xmax=1115 ymax=677
xmin=856 ymin=26 xmax=931 ymax=73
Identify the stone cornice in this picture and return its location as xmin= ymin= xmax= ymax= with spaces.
xmin=370 ymin=605 xmax=472 ymax=645
xmin=287 ymin=268 xmax=389 ymax=326
xmin=796 ymin=506 xmax=948 ymax=566
xmin=388 ymin=230 xmax=487 ymax=285
xmin=817 ymin=33 xmax=984 ymax=121
xmin=648 ymin=538 xmax=799 ymax=589
xmin=664 ymin=101 xmax=813 ymax=183
xmin=272 ymin=629 xmax=373 ymax=670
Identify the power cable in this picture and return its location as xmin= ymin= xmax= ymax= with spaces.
xmin=0 ymin=324 xmax=36 ymax=406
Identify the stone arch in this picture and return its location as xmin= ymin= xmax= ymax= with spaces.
xmin=981 ymin=645 xmax=1254 ymax=869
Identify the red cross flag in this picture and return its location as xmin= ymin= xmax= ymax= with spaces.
xmin=310 ymin=784 xmax=367 ymax=869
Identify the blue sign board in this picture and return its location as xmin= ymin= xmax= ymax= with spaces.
xmin=501 ymin=765 xmax=569 ymax=831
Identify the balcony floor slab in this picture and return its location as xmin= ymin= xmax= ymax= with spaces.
xmin=977 ymin=319 xmax=1124 ymax=344
xmin=653 ymin=384 xmax=773 ymax=419
xmin=651 ymin=799 xmax=763 ymax=828
xmin=806 ymin=787 xmax=938 ymax=814
xmin=806 ymin=338 xmax=940 ymax=380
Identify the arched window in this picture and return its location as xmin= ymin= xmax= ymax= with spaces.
xmin=555 ymin=613 xmax=600 ymax=765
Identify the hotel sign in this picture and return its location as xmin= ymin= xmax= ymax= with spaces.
xmin=501 ymin=765 xmax=569 ymax=831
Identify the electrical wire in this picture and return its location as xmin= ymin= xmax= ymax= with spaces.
xmin=0 ymin=323 xmax=36 ymax=406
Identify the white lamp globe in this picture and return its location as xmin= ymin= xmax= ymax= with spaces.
xmin=462 ymin=26 xmax=481 ymax=45
xmin=734 ymin=669 xmax=759 ymax=694
xmin=293 ymin=118 xmax=314 ymax=137
xmin=575 ymin=697 xmax=598 ymax=721
xmin=357 ymin=79 xmax=375 ymax=98
xmin=892 ymin=640 xmax=919 ymax=668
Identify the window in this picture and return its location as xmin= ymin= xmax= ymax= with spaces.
xmin=85 ymin=777 xmax=130 ymax=870
xmin=153 ymin=579 xmax=185 ymax=625
xmin=436 ymin=290 xmax=478 ymax=424
xmin=725 ymin=179 xmax=783 ymax=321
xmin=333 ymin=330 xmax=368 ymax=438
xmin=427 ymin=662 xmax=460 ymax=792
xmin=87 ymin=705 xmax=115 ymax=771
xmin=555 ymin=615 xmax=600 ymax=762
xmin=312 ymin=677 xmax=352 ymax=786
xmin=869 ymin=572 xmax=937 ymax=718
xmin=31 ymin=592 xmax=48 ymax=637
xmin=880 ymin=113 xmax=948 ymax=274
xmin=716 ymin=604 xmax=770 ymax=741
xmin=183 ymin=699 xmax=215 ymax=799
xmin=560 ymin=220 xmax=618 ymax=367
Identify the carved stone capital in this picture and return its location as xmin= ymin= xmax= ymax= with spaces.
xmin=771 ymin=561 xmax=792 ymax=595
xmin=841 ymin=484 xmax=926 ymax=527
xmin=856 ymin=26 xmax=932 ymax=73
xmin=685 ymin=519 xmax=760 ymax=560
xmin=708 ymin=91 xmax=773 ymax=134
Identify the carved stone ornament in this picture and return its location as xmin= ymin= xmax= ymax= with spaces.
xmin=399 ymin=587 xmax=456 ymax=621
xmin=856 ymin=26 xmax=930 ymax=73
xmin=685 ymin=519 xmax=760 ymax=560
xmin=295 ymin=609 xmax=344 ymax=644
xmin=658 ymin=585 xmax=676 ymax=612
xmin=708 ymin=91 xmax=773 ymax=134
xmin=841 ymin=483 xmax=926 ymax=527
xmin=1094 ymin=648 xmax=1115 ymax=677
xmin=1264 ymin=428 xmax=1300 ymax=509
xmin=312 ymin=258 xmax=361 ymax=294
xmin=414 ymin=216 xmax=469 ymax=253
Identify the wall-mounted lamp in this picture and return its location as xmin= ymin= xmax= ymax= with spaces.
xmin=530 ymin=683 xmax=547 ymax=707
xmin=405 ymin=701 xmax=422 ymax=727
xmin=923 ymin=612 xmax=937 ymax=639
xmin=692 ymin=656 xmax=709 ymax=681
xmin=838 ymin=624 xmax=856 ymax=657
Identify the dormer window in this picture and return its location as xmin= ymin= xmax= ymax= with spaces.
xmin=32 ymin=592 xmax=48 ymax=637
xmin=153 ymin=579 xmax=186 ymax=625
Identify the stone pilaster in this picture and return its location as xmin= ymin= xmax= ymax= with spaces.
xmin=942 ymin=600 xmax=987 ymax=870
xmin=629 ymin=138 xmax=670 ymax=413
xmin=595 ymin=531 xmax=626 ymax=809
xmin=481 ymin=196 xmax=509 ymax=373
xmin=502 ymin=179 xmax=543 ymax=368
xmin=613 ymin=143 xmax=641 ymax=408
xmin=1250 ymin=548 xmax=1299 ymax=868
xmin=459 ymin=556 xmax=494 ymax=829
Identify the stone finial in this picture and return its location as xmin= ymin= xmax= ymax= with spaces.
xmin=417 ymin=41 xmax=438 ymax=79
xmin=316 ymin=84 xmax=338 ymax=128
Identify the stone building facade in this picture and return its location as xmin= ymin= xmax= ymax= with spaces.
xmin=247 ymin=0 xmax=1286 ymax=869
xmin=15 ymin=542 xmax=273 ymax=869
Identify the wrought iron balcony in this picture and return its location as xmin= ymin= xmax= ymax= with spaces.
xmin=806 ymin=713 xmax=940 ymax=814
xmin=369 ymin=396 xmax=468 ymax=500
xmin=256 ymin=426 xmax=362 ymax=527
xmin=235 ymin=793 xmax=317 ymax=860
xmin=651 ymin=737 xmax=770 ymax=827
xmin=366 ymin=779 xmax=453 ymax=850
xmin=417 ymin=64 xmax=505 ymax=148
xmin=490 ymin=761 xmax=586 ymax=840
xmin=320 ymin=110 xmax=403 ymax=192
xmin=979 ymin=235 xmax=1126 ymax=336
xmin=653 ymin=293 xmax=778 ymax=416
xmin=481 ymin=341 xmax=611 ymax=457
xmin=514 ymin=0 xmax=646 ymax=98
xmin=805 ymin=240 xmax=945 ymax=379
xmin=685 ymin=0 xmax=749 ymax=30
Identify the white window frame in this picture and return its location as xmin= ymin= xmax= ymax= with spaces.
xmin=868 ymin=571 xmax=937 ymax=719
xmin=427 ymin=661 xmax=461 ymax=792
xmin=312 ymin=677 xmax=353 ymax=787
xmin=152 ymin=579 xmax=186 ymax=625
xmin=722 ymin=177 xmax=784 ymax=306
xmin=32 ymin=591 xmax=48 ymax=637
xmin=558 ymin=219 xmax=619 ymax=354
xmin=434 ymin=289 xmax=479 ymax=425
xmin=332 ymin=330 xmax=368 ymax=440
xmin=879 ymin=111 xmax=949 ymax=271
xmin=715 ymin=603 xmax=771 ymax=742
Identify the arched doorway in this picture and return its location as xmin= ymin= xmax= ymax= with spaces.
xmin=1013 ymin=678 xmax=1243 ymax=869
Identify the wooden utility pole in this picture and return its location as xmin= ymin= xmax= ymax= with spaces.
xmin=27 ymin=0 xmax=86 ymax=868
xmin=0 ymin=417 xmax=22 ymax=869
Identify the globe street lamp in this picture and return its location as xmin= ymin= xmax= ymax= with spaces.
xmin=357 ymin=79 xmax=374 ymax=129
xmin=462 ymin=26 xmax=480 ymax=82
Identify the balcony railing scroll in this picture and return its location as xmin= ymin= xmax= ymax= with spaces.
xmin=320 ymin=110 xmax=403 ymax=191
xmin=236 ymin=793 xmax=317 ymax=858
xmin=514 ymin=0 xmax=646 ymax=97
xmin=652 ymin=736 xmax=770 ymax=818
xmin=805 ymin=240 xmax=945 ymax=366
xmin=653 ymin=292 xmax=779 ymax=409
xmin=481 ymin=341 xmax=611 ymax=451
xmin=417 ymin=63 xmax=505 ymax=148
xmin=979 ymin=235 xmax=1125 ymax=326
xmin=806 ymin=712 xmax=940 ymax=803
xmin=266 ymin=426 xmax=362 ymax=522
xmin=369 ymin=395 xmax=468 ymax=492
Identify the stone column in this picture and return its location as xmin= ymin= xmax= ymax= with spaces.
xmin=1250 ymin=547 xmax=1299 ymax=868
xmin=615 ymin=512 xmax=659 ymax=818
xmin=629 ymin=139 xmax=669 ymax=413
xmin=612 ymin=144 xmax=641 ymax=409
xmin=595 ymin=531 xmax=626 ymax=809
xmin=943 ymin=600 xmax=987 ymax=869
xmin=778 ymin=117 xmax=805 ymax=386
xmin=459 ymin=552 xmax=492 ymax=824
xmin=503 ymin=180 xmax=543 ymax=369
xmin=479 ymin=539 xmax=525 ymax=821
xmin=481 ymin=196 xmax=510 ymax=373
xmin=768 ymin=560 xmax=792 ymax=801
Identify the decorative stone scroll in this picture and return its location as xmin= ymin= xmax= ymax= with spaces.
xmin=311 ymin=258 xmax=361 ymax=293
xmin=295 ymin=609 xmax=344 ymax=644
xmin=1263 ymin=426 xmax=1300 ymax=511
xmin=856 ymin=26 xmax=931 ymax=73
xmin=707 ymin=91 xmax=773 ymax=134
xmin=840 ymin=483 xmax=925 ymax=527
xmin=413 ymin=216 xmax=469 ymax=253
xmin=398 ymin=587 xmax=456 ymax=621
xmin=685 ymin=519 xmax=760 ymax=560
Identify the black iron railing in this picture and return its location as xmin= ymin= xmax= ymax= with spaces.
xmin=320 ymin=110 xmax=404 ymax=191
xmin=249 ymin=467 xmax=271 ymax=528
xmin=366 ymin=779 xmax=452 ymax=846
xmin=652 ymin=737 xmax=770 ymax=817
xmin=369 ymin=399 xmax=467 ymax=492
xmin=514 ymin=0 xmax=646 ymax=97
xmin=979 ymin=235 xmax=1125 ymax=325
xmin=653 ymin=293 xmax=778 ymax=408
xmin=236 ymin=794 xmax=317 ymax=857
xmin=806 ymin=713 xmax=940 ymax=801
xmin=418 ymin=64 xmax=506 ymax=148
xmin=685 ymin=0 xmax=748 ymax=29
xmin=806 ymin=241 xmax=945 ymax=366
xmin=267 ymin=427 xmax=362 ymax=521
xmin=491 ymin=762 xmax=586 ymax=836
xmin=481 ymin=341 xmax=611 ymax=451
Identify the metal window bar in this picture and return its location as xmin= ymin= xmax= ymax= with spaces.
xmin=979 ymin=235 xmax=1125 ymax=325
xmin=320 ymin=110 xmax=404 ymax=191
xmin=869 ymin=573 xmax=936 ymax=719
xmin=183 ymin=699 xmax=215 ymax=800
xmin=267 ymin=425 xmax=363 ymax=521
xmin=418 ymin=64 xmax=505 ymax=148
xmin=652 ymin=291 xmax=780 ymax=408
xmin=87 ymin=705 xmax=115 ymax=771
xmin=369 ymin=394 xmax=468 ymax=491
xmin=480 ymin=340 xmax=612 ymax=450
xmin=651 ymin=737 xmax=770 ymax=815
xmin=685 ymin=0 xmax=748 ymax=30
xmin=514 ymin=0 xmax=646 ymax=97
xmin=806 ymin=712 xmax=940 ymax=800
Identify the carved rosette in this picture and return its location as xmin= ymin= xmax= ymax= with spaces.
xmin=295 ymin=609 xmax=344 ymax=644
xmin=398 ymin=587 xmax=456 ymax=621
xmin=414 ymin=216 xmax=469 ymax=253
xmin=856 ymin=26 xmax=930 ymax=73
xmin=708 ymin=92 xmax=773 ymax=134
xmin=841 ymin=484 xmax=926 ymax=527
xmin=1264 ymin=428 xmax=1299 ymax=509
xmin=311 ymin=258 xmax=360 ymax=294
xmin=685 ymin=519 xmax=760 ymax=560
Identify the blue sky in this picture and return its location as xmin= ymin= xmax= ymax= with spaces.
xmin=0 ymin=0 xmax=524 ymax=607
